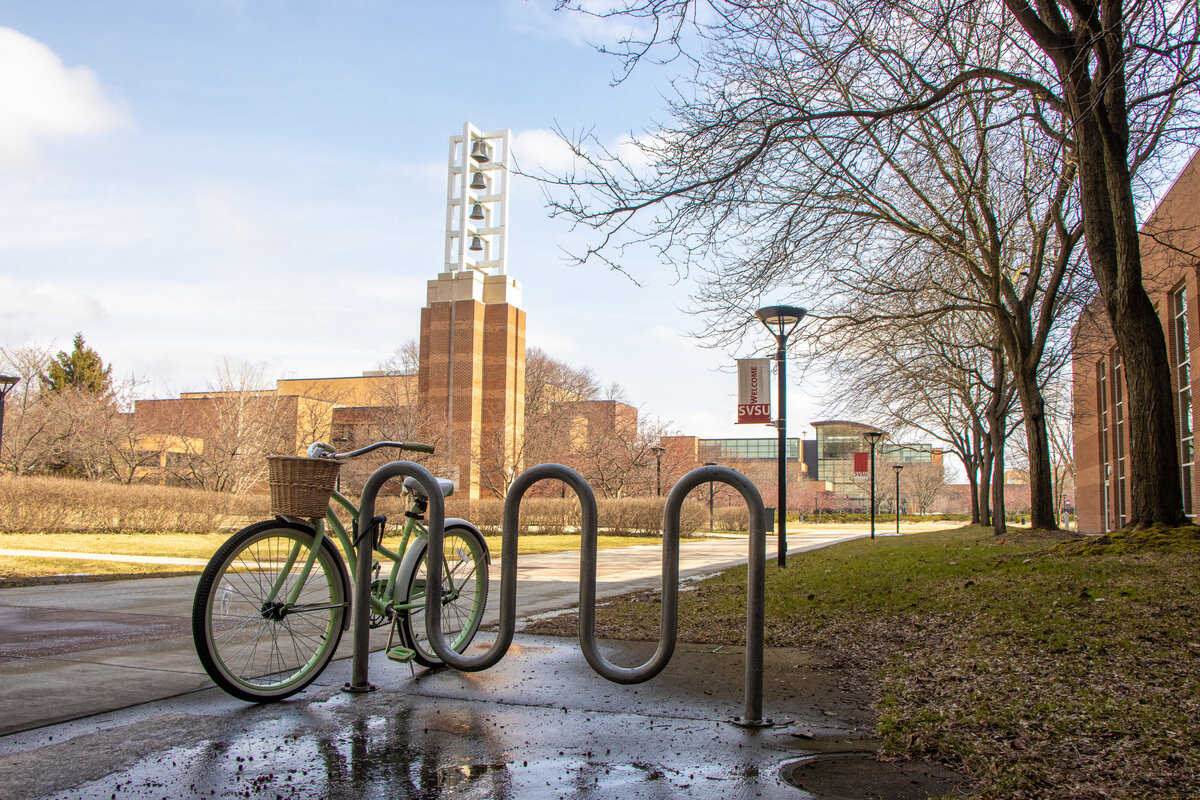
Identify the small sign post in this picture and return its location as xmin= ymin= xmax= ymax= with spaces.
xmin=737 ymin=358 xmax=772 ymax=424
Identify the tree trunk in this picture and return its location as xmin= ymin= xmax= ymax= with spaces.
xmin=1011 ymin=363 xmax=1058 ymax=530
xmin=979 ymin=426 xmax=993 ymax=528
xmin=991 ymin=417 xmax=1007 ymax=536
xmin=965 ymin=449 xmax=980 ymax=526
xmin=1056 ymin=23 xmax=1184 ymax=528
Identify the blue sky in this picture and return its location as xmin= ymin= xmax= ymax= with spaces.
xmin=0 ymin=0 xmax=821 ymax=440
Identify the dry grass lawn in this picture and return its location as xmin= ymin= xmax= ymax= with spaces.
xmin=525 ymin=525 xmax=1200 ymax=799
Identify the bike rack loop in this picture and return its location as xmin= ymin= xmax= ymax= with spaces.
xmin=346 ymin=460 xmax=446 ymax=694
xmin=423 ymin=462 xmax=772 ymax=727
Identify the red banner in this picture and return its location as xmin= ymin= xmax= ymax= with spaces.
xmin=853 ymin=452 xmax=869 ymax=477
xmin=736 ymin=359 xmax=772 ymax=424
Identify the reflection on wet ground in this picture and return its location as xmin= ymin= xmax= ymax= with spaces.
xmin=4 ymin=636 xmax=904 ymax=800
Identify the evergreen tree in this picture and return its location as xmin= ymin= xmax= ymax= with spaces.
xmin=41 ymin=333 xmax=112 ymax=395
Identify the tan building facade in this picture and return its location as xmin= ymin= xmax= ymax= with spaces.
xmin=1072 ymin=149 xmax=1200 ymax=532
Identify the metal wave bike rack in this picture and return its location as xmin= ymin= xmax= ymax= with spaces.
xmin=347 ymin=462 xmax=772 ymax=727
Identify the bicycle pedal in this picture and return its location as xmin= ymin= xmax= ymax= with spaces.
xmin=386 ymin=646 xmax=416 ymax=664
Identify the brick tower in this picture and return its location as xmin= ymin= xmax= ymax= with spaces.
xmin=418 ymin=123 xmax=525 ymax=500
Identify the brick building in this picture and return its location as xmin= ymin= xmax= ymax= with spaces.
xmin=418 ymin=268 xmax=525 ymax=500
xmin=1072 ymin=148 xmax=1200 ymax=532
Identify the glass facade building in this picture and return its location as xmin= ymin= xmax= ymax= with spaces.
xmin=699 ymin=438 xmax=801 ymax=461
xmin=813 ymin=420 xmax=937 ymax=503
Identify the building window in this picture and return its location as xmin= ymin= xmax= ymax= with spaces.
xmin=698 ymin=438 xmax=800 ymax=461
xmin=1173 ymin=286 xmax=1194 ymax=516
xmin=1097 ymin=361 xmax=1111 ymax=531
xmin=1112 ymin=350 xmax=1127 ymax=527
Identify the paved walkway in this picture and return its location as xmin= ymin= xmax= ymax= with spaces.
xmin=0 ymin=522 xmax=968 ymax=799
xmin=0 ymin=525 xmax=916 ymax=736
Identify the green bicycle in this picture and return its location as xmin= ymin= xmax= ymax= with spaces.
xmin=191 ymin=441 xmax=490 ymax=702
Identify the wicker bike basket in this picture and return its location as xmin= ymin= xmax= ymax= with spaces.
xmin=266 ymin=455 xmax=342 ymax=518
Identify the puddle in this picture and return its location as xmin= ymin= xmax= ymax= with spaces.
xmin=779 ymin=752 xmax=969 ymax=799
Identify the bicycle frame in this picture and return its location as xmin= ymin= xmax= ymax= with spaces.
xmin=294 ymin=489 xmax=425 ymax=620
xmin=268 ymin=484 xmax=464 ymax=622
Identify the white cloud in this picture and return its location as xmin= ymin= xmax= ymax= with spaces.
xmin=502 ymin=0 xmax=648 ymax=49
xmin=613 ymin=132 xmax=656 ymax=175
xmin=511 ymin=128 xmax=580 ymax=174
xmin=512 ymin=127 xmax=658 ymax=178
xmin=193 ymin=183 xmax=275 ymax=251
xmin=526 ymin=325 xmax=579 ymax=355
xmin=0 ymin=275 xmax=103 ymax=322
xmin=0 ymin=27 xmax=129 ymax=170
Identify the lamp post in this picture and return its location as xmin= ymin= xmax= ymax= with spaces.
xmin=0 ymin=375 xmax=18 ymax=471
xmin=705 ymin=461 xmax=717 ymax=530
xmin=892 ymin=464 xmax=904 ymax=536
xmin=651 ymin=445 xmax=666 ymax=497
xmin=863 ymin=430 xmax=884 ymax=539
xmin=755 ymin=304 xmax=807 ymax=567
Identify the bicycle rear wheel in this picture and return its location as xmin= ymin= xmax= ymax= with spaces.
xmin=193 ymin=520 xmax=349 ymax=702
xmin=399 ymin=525 xmax=489 ymax=667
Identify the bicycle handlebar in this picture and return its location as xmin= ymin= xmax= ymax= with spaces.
xmin=322 ymin=441 xmax=434 ymax=460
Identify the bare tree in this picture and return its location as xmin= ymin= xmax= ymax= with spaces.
xmin=1001 ymin=0 xmax=1200 ymax=527
xmin=552 ymin=0 xmax=1199 ymax=527
xmin=568 ymin=404 xmax=670 ymax=498
xmin=480 ymin=347 xmax=605 ymax=498
xmin=0 ymin=346 xmax=56 ymax=475
xmin=153 ymin=360 xmax=290 ymax=494
xmin=1043 ymin=371 xmax=1076 ymax=519
xmin=904 ymin=462 xmax=949 ymax=515
xmin=525 ymin=347 xmax=601 ymax=412
xmin=816 ymin=302 xmax=1019 ymax=528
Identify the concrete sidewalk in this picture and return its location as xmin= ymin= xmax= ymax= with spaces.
xmin=0 ymin=523 xmax=970 ymax=798
xmin=0 ymin=529 xmax=883 ymax=736
xmin=0 ymin=635 xmax=968 ymax=799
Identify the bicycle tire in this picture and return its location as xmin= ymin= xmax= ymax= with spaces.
xmin=399 ymin=525 xmax=489 ymax=667
xmin=193 ymin=520 xmax=349 ymax=702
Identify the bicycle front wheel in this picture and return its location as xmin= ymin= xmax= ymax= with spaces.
xmin=193 ymin=520 xmax=349 ymax=702
xmin=400 ymin=525 xmax=489 ymax=667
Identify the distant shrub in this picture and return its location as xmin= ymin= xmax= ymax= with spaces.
xmin=792 ymin=512 xmax=970 ymax=524
xmin=0 ymin=474 xmax=268 ymax=534
xmin=0 ymin=474 xmax=711 ymax=539
xmin=713 ymin=506 xmax=750 ymax=531
xmin=441 ymin=496 xmax=707 ymax=538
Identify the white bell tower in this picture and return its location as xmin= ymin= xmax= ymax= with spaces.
xmin=444 ymin=122 xmax=510 ymax=275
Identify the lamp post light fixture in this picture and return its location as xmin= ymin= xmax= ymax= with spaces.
xmin=863 ymin=430 xmax=885 ymax=539
xmin=755 ymin=304 xmax=807 ymax=567
xmin=651 ymin=445 xmax=666 ymax=497
xmin=892 ymin=464 xmax=904 ymax=536
xmin=0 ymin=375 xmax=18 ymax=471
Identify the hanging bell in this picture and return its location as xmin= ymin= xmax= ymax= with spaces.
xmin=469 ymin=236 xmax=484 ymax=252
xmin=470 ymin=139 xmax=491 ymax=164
xmin=470 ymin=171 xmax=487 ymax=191
xmin=469 ymin=203 xmax=486 ymax=221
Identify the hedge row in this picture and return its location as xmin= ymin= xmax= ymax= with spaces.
xmin=0 ymin=475 xmax=709 ymax=537
xmin=0 ymin=474 xmax=269 ymax=534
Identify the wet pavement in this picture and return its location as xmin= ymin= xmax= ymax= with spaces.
xmin=0 ymin=635 xmax=894 ymax=800
xmin=0 ymin=528 xmax=896 ymax=736
xmin=0 ymin=523 xmax=969 ymax=798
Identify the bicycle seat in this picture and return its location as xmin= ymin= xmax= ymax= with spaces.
xmin=402 ymin=476 xmax=455 ymax=500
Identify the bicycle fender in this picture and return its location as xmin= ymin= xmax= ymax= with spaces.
xmin=445 ymin=519 xmax=490 ymax=564
xmin=392 ymin=520 xmax=490 ymax=606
